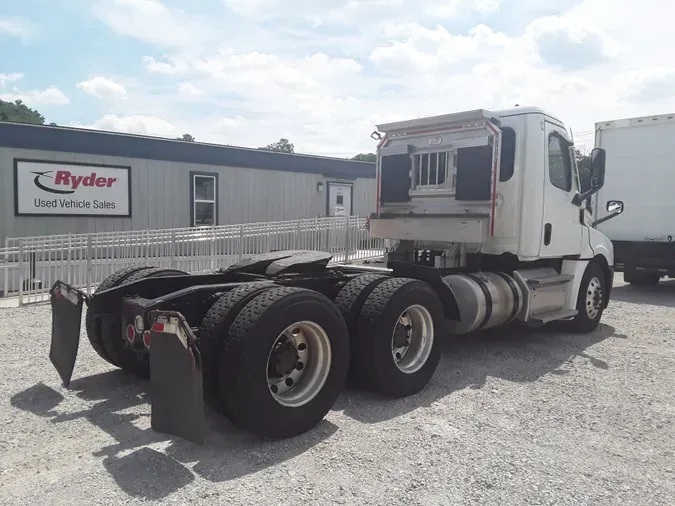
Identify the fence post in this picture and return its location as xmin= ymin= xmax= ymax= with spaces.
xmin=145 ymin=230 xmax=150 ymax=264
xmin=66 ymin=234 xmax=72 ymax=284
xmin=238 ymin=225 xmax=244 ymax=261
xmin=210 ymin=228 xmax=215 ymax=271
xmin=86 ymin=235 xmax=93 ymax=295
xmin=3 ymin=237 xmax=9 ymax=299
xmin=294 ymin=221 xmax=301 ymax=249
xmin=170 ymin=230 xmax=176 ymax=269
xmin=343 ymin=216 xmax=351 ymax=264
xmin=18 ymin=240 xmax=24 ymax=306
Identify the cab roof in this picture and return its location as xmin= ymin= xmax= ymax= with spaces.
xmin=376 ymin=106 xmax=565 ymax=134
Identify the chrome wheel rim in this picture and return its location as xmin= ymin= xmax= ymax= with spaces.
xmin=266 ymin=321 xmax=331 ymax=408
xmin=586 ymin=276 xmax=604 ymax=319
xmin=391 ymin=304 xmax=434 ymax=374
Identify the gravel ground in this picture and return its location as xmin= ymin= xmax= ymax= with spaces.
xmin=0 ymin=273 xmax=673 ymax=506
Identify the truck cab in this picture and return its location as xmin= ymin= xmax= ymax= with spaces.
xmin=369 ymin=107 xmax=621 ymax=332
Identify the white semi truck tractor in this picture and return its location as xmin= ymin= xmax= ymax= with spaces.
xmin=47 ymin=106 xmax=623 ymax=445
xmin=368 ymin=106 xmax=622 ymax=334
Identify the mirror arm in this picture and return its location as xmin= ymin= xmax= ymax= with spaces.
xmin=572 ymin=187 xmax=599 ymax=206
xmin=592 ymin=212 xmax=621 ymax=228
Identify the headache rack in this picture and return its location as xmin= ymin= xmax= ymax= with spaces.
xmin=371 ymin=109 xmax=502 ymax=243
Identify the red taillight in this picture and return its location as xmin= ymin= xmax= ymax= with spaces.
xmin=143 ymin=331 xmax=151 ymax=348
xmin=125 ymin=324 xmax=135 ymax=342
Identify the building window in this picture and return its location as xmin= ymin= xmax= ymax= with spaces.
xmin=191 ymin=173 xmax=217 ymax=226
xmin=548 ymin=134 xmax=572 ymax=192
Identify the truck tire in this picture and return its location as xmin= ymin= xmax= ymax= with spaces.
xmin=218 ymin=286 xmax=350 ymax=438
xmin=568 ymin=261 xmax=606 ymax=334
xmin=625 ymin=270 xmax=660 ymax=286
xmin=334 ymin=274 xmax=389 ymax=336
xmin=95 ymin=267 xmax=187 ymax=378
xmin=334 ymin=274 xmax=389 ymax=380
xmin=199 ymin=282 xmax=275 ymax=407
xmin=85 ymin=265 xmax=156 ymax=366
xmin=353 ymin=278 xmax=444 ymax=398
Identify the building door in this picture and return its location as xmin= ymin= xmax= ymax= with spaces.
xmin=327 ymin=182 xmax=353 ymax=217
xmin=539 ymin=122 xmax=583 ymax=257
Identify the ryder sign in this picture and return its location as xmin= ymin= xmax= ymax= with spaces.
xmin=15 ymin=160 xmax=131 ymax=217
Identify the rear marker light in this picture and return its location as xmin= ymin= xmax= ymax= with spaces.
xmin=125 ymin=324 xmax=135 ymax=342
xmin=134 ymin=315 xmax=145 ymax=333
xmin=152 ymin=322 xmax=165 ymax=332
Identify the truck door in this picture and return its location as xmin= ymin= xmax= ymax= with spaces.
xmin=539 ymin=122 xmax=583 ymax=257
xmin=326 ymin=182 xmax=353 ymax=254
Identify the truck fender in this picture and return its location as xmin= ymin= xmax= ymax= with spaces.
xmin=562 ymin=255 xmax=613 ymax=312
xmin=561 ymin=259 xmax=590 ymax=313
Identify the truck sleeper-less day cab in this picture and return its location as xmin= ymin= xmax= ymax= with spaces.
xmin=48 ymin=107 xmax=624 ymax=445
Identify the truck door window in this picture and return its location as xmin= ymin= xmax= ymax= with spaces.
xmin=548 ymin=135 xmax=572 ymax=192
xmin=499 ymin=127 xmax=516 ymax=182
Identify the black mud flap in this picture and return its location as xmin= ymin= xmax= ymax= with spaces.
xmin=148 ymin=311 xmax=205 ymax=446
xmin=49 ymin=281 xmax=88 ymax=387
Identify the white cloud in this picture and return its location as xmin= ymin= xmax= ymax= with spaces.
xmin=177 ymin=82 xmax=204 ymax=98
xmin=92 ymin=0 xmax=220 ymax=50
xmin=0 ymin=86 xmax=70 ymax=105
xmin=0 ymin=16 xmax=37 ymax=39
xmin=613 ymin=67 xmax=675 ymax=102
xmin=143 ymin=56 xmax=189 ymax=74
xmin=76 ymin=76 xmax=127 ymax=99
xmin=0 ymin=73 xmax=24 ymax=86
xmin=224 ymin=0 xmax=503 ymax=24
xmin=81 ymin=0 xmax=675 ymax=155
xmin=72 ymin=113 xmax=178 ymax=137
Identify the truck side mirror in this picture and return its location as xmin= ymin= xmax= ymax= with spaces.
xmin=592 ymin=200 xmax=624 ymax=227
xmin=606 ymin=200 xmax=624 ymax=214
xmin=572 ymin=147 xmax=607 ymax=206
xmin=589 ymin=147 xmax=606 ymax=190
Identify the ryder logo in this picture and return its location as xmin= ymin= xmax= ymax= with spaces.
xmin=31 ymin=170 xmax=119 ymax=195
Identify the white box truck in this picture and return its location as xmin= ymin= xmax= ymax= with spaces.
xmin=593 ymin=112 xmax=675 ymax=285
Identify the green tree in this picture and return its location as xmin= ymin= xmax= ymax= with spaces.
xmin=575 ymin=147 xmax=592 ymax=192
xmin=260 ymin=137 xmax=294 ymax=153
xmin=352 ymin=153 xmax=377 ymax=162
xmin=176 ymin=133 xmax=195 ymax=142
xmin=0 ymin=99 xmax=45 ymax=124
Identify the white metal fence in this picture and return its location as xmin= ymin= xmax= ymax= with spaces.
xmin=0 ymin=216 xmax=384 ymax=305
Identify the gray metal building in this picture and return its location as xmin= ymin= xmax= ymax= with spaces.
xmin=0 ymin=122 xmax=376 ymax=244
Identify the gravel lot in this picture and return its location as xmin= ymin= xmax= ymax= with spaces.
xmin=0 ymin=273 xmax=673 ymax=505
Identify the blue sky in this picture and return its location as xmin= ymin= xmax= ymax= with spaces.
xmin=1 ymin=0 xmax=673 ymax=155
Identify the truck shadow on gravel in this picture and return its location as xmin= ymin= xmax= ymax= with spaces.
xmin=610 ymin=279 xmax=675 ymax=308
xmin=10 ymin=372 xmax=338 ymax=499
xmin=336 ymin=322 xmax=626 ymax=425
xmin=9 ymin=319 xmax=628 ymax=499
